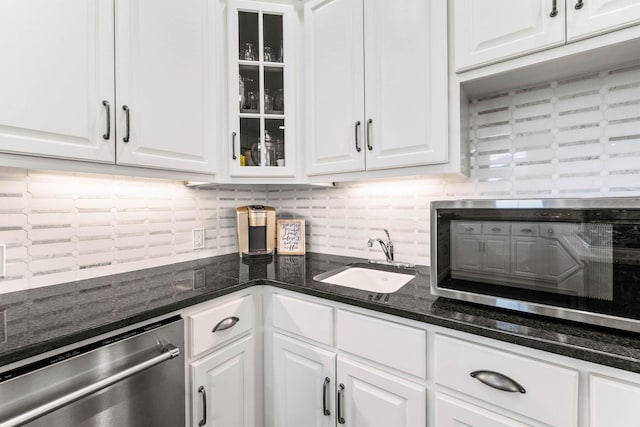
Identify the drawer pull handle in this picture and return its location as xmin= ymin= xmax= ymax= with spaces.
xmin=470 ymin=370 xmax=526 ymax=394
xmin=465 ymin=227 xmax=474 ymax=232
xmin=212 ymin=316 xmax=239 ymax=333
xmin=337 ymin=383 xmax=345 ymax=424
xmin=322 ymin=377 xmax=331 ymax=416
xmin=550 ymin=0 xmax=558 ymax=17
xmin=491 ymin=227 xmax=501 ymax=232
xmin=198 ymin=386 xmax=207 ymax=426
xmin=520 ymin=228 xmax=533 ymax=233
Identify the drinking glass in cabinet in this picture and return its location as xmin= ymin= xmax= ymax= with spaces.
xmin=240 ymin=118 xmax=260 ymax=166
xmin=263 ymin=14 xmax=283 ymax=63
xmin=239 ymin=66 xmax=259 ymax=113
xmin=238 ymin=12 xmax=258 ymax=61
xmin=264 ymin=67 xmax=284 ymax=114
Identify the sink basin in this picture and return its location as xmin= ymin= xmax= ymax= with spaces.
xmin=314 ymin=266 xmax=415 ymax=293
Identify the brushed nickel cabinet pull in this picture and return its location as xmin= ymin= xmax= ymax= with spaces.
xmin=470 ymin=370 xmax=526 ymax=393
xmin=122 ymin=105 xmax=130 ymax=143
xmin=232 ymin=131 xmax=237 ymax=160
xmin=322 ymin=377 xmax=331 ymax=416
xmin=102 ymin=100 xmax=110 ymax=140
xmin=366 ymin=118 xmax=373 ymax=151
xmin=212 ymin=316 xmax=239 ymax=333
xmin=198 ymin=386 xmax=207 ymax=426
xmin=337 ymin=383 xmax=345 ymax=424
xmin=575 ymin=0 xmax=583 ymax=9
xmin=354 ymin=121 xmax=362 ymax=152
xmin=550 ymin=0 xmax=558 ymax=17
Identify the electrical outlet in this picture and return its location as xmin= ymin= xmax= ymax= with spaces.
xmin=193 ymin=229 xmax=205 ymax=250
xmin=0 ymin=244 xmax=5 ymax=278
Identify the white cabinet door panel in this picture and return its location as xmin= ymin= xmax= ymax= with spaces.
xmin=363 ymin=0 xmax=447 ymax=170
xmin=337 ymin=357 xmax=425 ymax=427
xmin=115 ymin=0 xmax=216 ymax=174
xmin=454 ymin=0 xmax=566 ymax=71
xmin=0 ymin=0 xmax=115 ymax=163
xmin=483 ymin=236 xmax=510 ymax=273
xmin=305 ymin=0 xmax=365 ymax=175
xmin=590 ymin=374 xmax=640 ymax=427
xmin=435 ymin=393 xmax=534 ymax=427
xmin=272 ymin=333 xmax=336 ymax=427
xmin=191 ymin=334 xmax=255 ymax=427
xmin=452 ymin=235 xmax=482 ymax=271
xmin=510 ymin=236 xmax=541 ymax=278
xmin=568 ymin=0 xmax=640 ymax=41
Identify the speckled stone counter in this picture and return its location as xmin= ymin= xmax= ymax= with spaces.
xmin=1 ymin=253 xmax=640 ymax=373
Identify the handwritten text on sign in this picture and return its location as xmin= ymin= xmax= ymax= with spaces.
xmin=279 ymin=221 xmax=303 ymax=253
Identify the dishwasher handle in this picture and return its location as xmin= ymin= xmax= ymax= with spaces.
xmin=0 ymin=344 xmax=180 ymax=427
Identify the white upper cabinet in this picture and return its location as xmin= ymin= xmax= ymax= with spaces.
xmin=115 ymin=0 xmax=216 ymax=174
xmin=304 ymin=0 xmax=365 ymax=175
xmin=454 ymin=0 xmax=566 ymax=71
xmin=228 ymin=0 xmax=297 ymax=178
xmin=0 ymin=0 xmax=115 ymax=163
xmin=305 ymin=0 xmax=448 ymax=176
xmin=567 ymin=0 xmax=640 ymax=41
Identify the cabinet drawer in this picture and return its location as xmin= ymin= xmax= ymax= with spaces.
xmin=482 ymin=222 xmax=510 ymax=235
xmin=434 ymin=334 xmax=578 ymax=427
xmin=272 ymin=293 xmax=334 ymax=346
xmin=337 ymin=310 xmax=426 ymax=378
xmin=511 ymin=223 xmax=539 ymax=236
xmin=455 ymin=222 xmax=481 ymax=235
xmin=189 ymin=294 xmax=254 ymax=358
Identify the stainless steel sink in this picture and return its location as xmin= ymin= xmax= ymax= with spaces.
xmin=314 ymin=264 xmax=415 ymax=293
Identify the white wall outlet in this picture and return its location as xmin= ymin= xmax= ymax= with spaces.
xmin=193 ymin=229 xmax=205 ymax=250
xmin=0 ymin=244 xmax=5 ymax=278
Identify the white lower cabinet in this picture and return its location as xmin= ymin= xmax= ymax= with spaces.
xmin=272 ymin=333 xmax=336 ymax=427
xmin=435 ymin=393 xmax=533 ymax=427
xmin=337 ymin=357 xmax=426 ymax=427
xmin=190 ymin=334 xmax=255 ymax=427
xmin=590 ymin=374 xmax=640 ymax=427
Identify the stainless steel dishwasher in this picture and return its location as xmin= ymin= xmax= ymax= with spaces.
xmin=0 ymin=315 xmax=184 ymax=427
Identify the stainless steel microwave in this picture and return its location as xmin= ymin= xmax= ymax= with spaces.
xmin=430 ymin=198 xmax=640 ymax=332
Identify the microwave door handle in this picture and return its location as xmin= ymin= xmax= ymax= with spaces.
xmin=1 ymin=345 xmax=180 ymax=427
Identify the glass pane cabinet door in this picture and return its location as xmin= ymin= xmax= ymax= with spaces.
xmin=229 ymin=1 xmax=294 ymax=177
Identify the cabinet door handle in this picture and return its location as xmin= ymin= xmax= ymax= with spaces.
xmin=322 ymin=377 xmax=331 ymax=416
xmin=521 ymin=228 xmax=533 ymax=233
xmin=550 ymin=0 xmax=558 ymax=17
xmin=366 ymin=118 xmax=373 ymax=151
xmin=478 ymin=241 xmax=482 ymax=252
xmin=212 ymin=316 xmax=240 ymax=333
xmin=337 ymin=383 xmax=345 ymax=424
xmin=354 ymin=121 xmax=362 ymax=152
xmin=470 ymin=370 xmax=526 ymax=394
xmin=198 ymin=386 xmax=207 ymax=426
xmin=102 ymin=100 xmax=111 ymax=140
xmin=465 ymin=227 xmax=474 ymax=232
xmin=575 ymin=0 xmax=583 ymax=9
xmin=232 ymin=131 xmax=237 ymax=160
xmin=122 ymin=105 xmax=130 ymax=143
xmin=491 ymin=227 xmax=501 ymax=232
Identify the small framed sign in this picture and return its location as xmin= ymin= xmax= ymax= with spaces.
xmin=277 ymin=219 xmax=305 ymax=255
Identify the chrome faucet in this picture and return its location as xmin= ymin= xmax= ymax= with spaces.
xmin=368 ymin=229 xmax=394 ymax=262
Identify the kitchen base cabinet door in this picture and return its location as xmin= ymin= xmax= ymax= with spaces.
xmin=336 ymin=357 xmax=426 ymax=427
xmin=191 ymin=335 xmax=255 ymax=427
xmin=590 ymin=374 xmax=640 ymax=427
xmin=0 ymin=0 xmax=115 ymax=163
xmin=271 ymin=333 xmax=336 ymax=427
xmin=115 ymin=0 xmax=216 ymax=174
xmin=435 ymin=393 xmax=533 ymax=427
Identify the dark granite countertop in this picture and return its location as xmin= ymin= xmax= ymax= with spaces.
xmin=1 ymin=252 xmax=640 ymax=373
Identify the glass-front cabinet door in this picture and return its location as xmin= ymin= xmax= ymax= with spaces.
xmin=228 ymin=0 xmax=295 ymax=177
